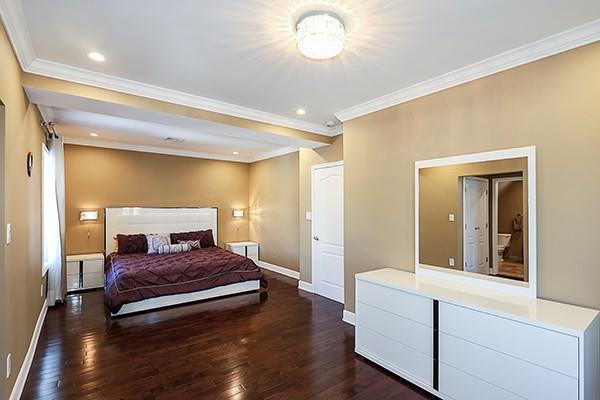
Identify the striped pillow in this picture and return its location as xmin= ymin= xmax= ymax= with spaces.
xmin=157 ymin=243 xmax=191 ymax=254
xmin=177 ymin=240 xmax=201 ymax=250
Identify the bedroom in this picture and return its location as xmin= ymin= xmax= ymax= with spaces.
xmin=1 ymin=1 xmax=600 ymax=399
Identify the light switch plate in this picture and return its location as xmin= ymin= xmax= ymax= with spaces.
xmin=6 ymin=353 xmax=11 ymax=379
xmin=449 ymin=258 xmax=455 ymax=267
xmin=305 ymin=212 xmax=312 ymax=221
xmin=448 ymin=214 xmax=455 ymax=222
xmin=5 ymin=223 xmax=11 ymax=245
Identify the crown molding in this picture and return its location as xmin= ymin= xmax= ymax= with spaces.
xmin=0 ymin=0 xmax=35 ymax=67
xmin=25 ymin=58 xmax=341 ymax=136
xmin=248 ymin=146 xmax=299 ymax=163
xmin=36 ymin=104 xmax=55 ymax=122
xmin=62 ymin=136 xmax=299 ymax=164
xmin=335 ymin=19 xmax=600 ymax=122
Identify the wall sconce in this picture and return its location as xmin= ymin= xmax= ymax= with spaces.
xmin=80 ymin=210 xmax=99 ymax=221
xmin=232 ymin=209 xmax=244 ymax=218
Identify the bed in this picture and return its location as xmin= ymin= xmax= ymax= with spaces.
xmin=104 ymin=207 xmax=266 ymax=317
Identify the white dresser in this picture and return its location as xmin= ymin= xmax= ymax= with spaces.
xmin=226 ymin=241 xmax=259 ymax=264
xmin=66 ymin=253 xmax=105 ymax=292
xmin=355 ymin=268 xmax=599 ymax=400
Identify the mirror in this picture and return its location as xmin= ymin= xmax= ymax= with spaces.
xmin=416 ymin=147 xmax=536 ymax=296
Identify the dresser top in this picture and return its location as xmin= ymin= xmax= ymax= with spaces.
xmin=226 ymin=241 xmax=258 ymax=247
xmin=356 ymin=268 xmax=599 ymax=336
xmin=66 ymin=253 xmax=104 ymax=262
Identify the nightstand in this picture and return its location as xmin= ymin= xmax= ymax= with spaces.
xmin=66 ymin=253 xmax=105 ymax=292
xmin=226 ymin=241 xmax=259 ymax=264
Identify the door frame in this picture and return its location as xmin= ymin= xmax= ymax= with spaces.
xmin=491 ymin=176 xmax=524 ymax=275
xmin=462 ymin=177 xmax=489 ymax=275
xmin=311 ymin=160 xmax=344 ymax=302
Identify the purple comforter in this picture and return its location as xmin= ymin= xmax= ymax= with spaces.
xmin=105 ymin=247 xmax=266 ymax=313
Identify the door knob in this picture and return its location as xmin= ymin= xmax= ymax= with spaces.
xmin=313 ymin=236 xmax=319 ymax=241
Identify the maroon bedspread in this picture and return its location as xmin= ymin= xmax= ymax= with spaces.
xmin=104 ymin=247 xmax=266 ymax=313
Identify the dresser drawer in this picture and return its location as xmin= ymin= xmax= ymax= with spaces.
xmin=356 ymin=279 xmax=432 ymax=326
xmin=439 ymin=302 xmax=578 ymax=377
xmin=67 ymin=274 xmax=80 ymax=290
xmin=66 ymin=260 xmax=80 ymax=276
xmin=440 ymin=332 xmax=578 ymax=400
xmin=357 ymin=301 xmax=432 ymax=356
xmin=357 ymin=325 xmax=433 ymax=387
xmin=83 ymin=272 xmax=104 ymax=288
xmin=84 ymin=259 xmax=104 ymax=274
xmin=440 ymin=362 xmax=523 ymax=400
xmin=246 ymin=245 xmax=258 ymax=257
xmin=230 ymin=247 xmax=245 ymax=256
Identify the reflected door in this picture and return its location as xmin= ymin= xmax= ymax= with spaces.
xmin=312 ymin=163 xmax=344 ymax=303
xmin=463 ymin=177 xmax=489 ymax=274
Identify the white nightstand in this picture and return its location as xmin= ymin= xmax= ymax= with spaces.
xmin=226 ymin=241 xmax=259 ymax=264
xmin=66 ymin=253 xmax=105 ymax=292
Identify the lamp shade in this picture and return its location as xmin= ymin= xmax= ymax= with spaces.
xmin=80 ymin=210 xmax=99 ymax=221
xmin=232 ymin=209 xmax=244 ymax=218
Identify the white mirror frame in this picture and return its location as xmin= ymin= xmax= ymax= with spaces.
xmin=415 ymin=146 xmax=537 ymax=298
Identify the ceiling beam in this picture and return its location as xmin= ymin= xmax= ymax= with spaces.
xmin=22 ymin=73 xmax=334 ymax=147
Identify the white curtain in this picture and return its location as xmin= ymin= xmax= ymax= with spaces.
xmin=45 ymin=136 xmax=65 ymax=306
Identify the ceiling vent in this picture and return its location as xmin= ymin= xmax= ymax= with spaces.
xmin=163 ymin=137 xmax=185 ymax=143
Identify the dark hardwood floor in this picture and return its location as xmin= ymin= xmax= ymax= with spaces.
xmin=22 ymin=271 xmax=436 ymax=399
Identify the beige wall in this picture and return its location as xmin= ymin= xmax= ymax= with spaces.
xmin=419 ymin=158 xmax=526 ymax=270
xmin=344 ymin=42 xmax=600 ymax=312
xmin=298 ymin=135 xmax=343 ymax=282
xmin=1 ymin=24 xmax=46 ymax=398
xmin=249 ymin=152 xmax=300 ymax=270
xmin=64 ymin=145 xmax=250 ymax=254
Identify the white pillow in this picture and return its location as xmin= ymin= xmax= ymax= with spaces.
xmin=147 ymin=234 xmax=170 ymax=254
xmin=157 ymin=243 xmax=191 ymax=254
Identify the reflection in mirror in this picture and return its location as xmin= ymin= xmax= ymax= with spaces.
xmin=419 ymin=157 xmax=528 ymax=282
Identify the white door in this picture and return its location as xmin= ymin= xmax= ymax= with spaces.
xmin=312 ymin=162 xmax=344 ymax=303
xmin=463 ymin=177 xmax=489 ymax=274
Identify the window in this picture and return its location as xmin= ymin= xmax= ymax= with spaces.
xmin=42 ymin=143 xmax=59 ymax=276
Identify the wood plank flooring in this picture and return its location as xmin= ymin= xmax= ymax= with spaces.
xmin=22 ymin=271 xmax=436 ymax=399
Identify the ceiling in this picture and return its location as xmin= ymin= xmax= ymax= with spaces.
xmin=50 ymin=108 xmax=285 ymax=161
xmin=3 ymin=0 xmax=600 ymax=161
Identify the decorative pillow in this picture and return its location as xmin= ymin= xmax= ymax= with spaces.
xmin=157 ymin=243 xmax=191 ymax=254
xmin=147 ymin=234 xmax=170 ymax=254
xmin=177 ymin=240 xmax=201 ymax=250
xmin=170 ymin=229 xmax=215 ymax=248
xmin=116 ymin=234 xmax=148 ymax=254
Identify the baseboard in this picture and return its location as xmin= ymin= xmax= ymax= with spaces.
xmin=9 ymin=299 xmax=48 ymax=400
xmin=298 ymin=280 xmax=313 ymax=293
xmin=258 ymin=261 xmax=299 ymax=280
xmin=342 ymin=310 xmax=355 ymax=326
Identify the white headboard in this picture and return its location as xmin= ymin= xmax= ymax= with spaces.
xmin=105 ymin=207 xmax=218 ymax=253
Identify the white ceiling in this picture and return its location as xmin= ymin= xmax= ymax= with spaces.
xmin=52 ymin=108 xmax=283 ymax=160
xmin=2 ymin=1 xmax=600 ymax=161
xmin=25 ymin=85 xmax=331 ymax=162
xmin=18 ymin=0 xmax=600 ymax=124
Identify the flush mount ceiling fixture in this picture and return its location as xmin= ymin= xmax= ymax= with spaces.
xmin=296 ymin=11 xmax=345 ymax=60
xmin=87 ymin=51 xmax=105 ymax=62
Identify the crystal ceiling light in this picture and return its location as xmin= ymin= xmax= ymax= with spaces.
xmin=296 ymin=11 xmax=345 ymax=60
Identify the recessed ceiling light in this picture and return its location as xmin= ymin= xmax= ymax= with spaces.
xmin=88 ymin=52 xmax=106 ymax=62
xmin=89 ymin=132 xmax=99 ymax=137
xmin=296 ymin=108 xmax=306 ymax=116
xmin=232 ymin=151 xmax=239 ymax=155
xmin=296 ymin=12 xmax=345 ymax=60
xmin=163 ymin=137 xmax=185 ymax=143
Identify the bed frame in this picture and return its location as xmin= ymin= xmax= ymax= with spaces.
xmin=104 ymin=207 xmax=261 ymax=317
